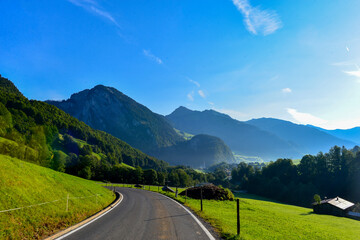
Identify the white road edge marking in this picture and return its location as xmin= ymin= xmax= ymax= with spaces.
xmin=56 ymin=192 xmax=124 ymax=240
xmin=160 ymin=193 xmax=216 ymax=240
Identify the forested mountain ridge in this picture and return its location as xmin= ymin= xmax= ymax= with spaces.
xmin=166 ymin=106 xmax=301 ymax=160
xmin=0 ymin=75 xmax=168 ymax=181
xmin=47 ymin=85 xmax=184 ymax=153
xmin=47 ymin=86 xmax=234 ymax=168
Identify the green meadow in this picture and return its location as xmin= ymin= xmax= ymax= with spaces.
xmin=115 ymin=185 xmax=360 ymax=240
xmin=0 ymin=154 xmax=115 ymax=240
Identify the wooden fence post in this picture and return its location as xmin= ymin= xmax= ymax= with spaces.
xmin=200 ymin=187 xmax=203 ymax=211
xmin=66 ymin=194 xmax=69 ymax=212
xmin=237 ymin=198 xmax=240 ymax=235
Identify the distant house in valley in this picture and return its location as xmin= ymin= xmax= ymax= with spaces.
xmin=313 ymin=197 xmax=355 ymax=217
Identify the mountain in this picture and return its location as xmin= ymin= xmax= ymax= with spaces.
xmin=247 ymin=118 xmax=356 ymax=154
xmin=47 ymin=86 xmax=234 ymax=167
xmin=166 ymin=107 xmax=301 ymax=160
xmin=47 ymin=85 xmax=183 ymax=153
xmin=154 ymin=134 xmax=235 ymax=168
xmin=309 ymin=125 xmax=360 ymax=145
xmin=0 ymin=75 xmax=168 ymax=180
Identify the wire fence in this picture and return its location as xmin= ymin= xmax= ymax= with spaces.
xmin=0 ymin=194 xmax=102 ymax=213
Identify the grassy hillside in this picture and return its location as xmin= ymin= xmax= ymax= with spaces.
xmin=187 ymin=193 xmax=360 ymax=240
xmin=0 ymin=154 xmax=115 ymax=239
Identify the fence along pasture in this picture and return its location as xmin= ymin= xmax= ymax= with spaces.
xmin=0 ymin=193 xmax=102 ymax=213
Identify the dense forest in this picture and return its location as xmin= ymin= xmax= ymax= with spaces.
xmin=0 ymin=75 xmax=168 ymax=178
xmin=231 ymin=146 xmax=360 ymax=207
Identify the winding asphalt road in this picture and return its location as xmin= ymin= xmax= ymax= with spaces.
xmin=60 ymin=187 xmax=216 ymax=240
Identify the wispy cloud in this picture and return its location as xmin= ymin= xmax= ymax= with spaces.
xmin=67 ymin=0 xmax=120 ymax=27
xmin=287 ymin=108 xmax=327 ymax=126
xmin=143 ymin=50 xmax=163 ymax=64
xmin=232 ymin=0 xmax=282 ymax=36
xmin=344 ymin=70 xmax=360 ymax=78
xmin=198 ymin=90 xmax=206 ymax=98
xmin=187 ymin=77 xmax=200 ymax=87
xmin=187 ymin=91 xmax=194 ymax=101
xmin=282 ymin=88 xmax=292 ymax=93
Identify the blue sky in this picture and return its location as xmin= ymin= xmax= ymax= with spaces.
xmin=1 ymin=0 xmax=360 ymax=129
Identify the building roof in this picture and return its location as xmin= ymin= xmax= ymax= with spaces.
xmin=318 ymin=197 xmax=354 ymax=210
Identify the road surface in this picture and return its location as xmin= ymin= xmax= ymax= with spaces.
xmin=61 ymin=187 xmax=216 ymax=240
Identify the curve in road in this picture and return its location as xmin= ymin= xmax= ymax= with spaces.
xmin=59 ymin=187 xmax=217 ymax=240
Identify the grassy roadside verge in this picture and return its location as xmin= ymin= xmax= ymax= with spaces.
xmin=111 ymin=184 xmax=360 ymax=240
xmin=0 ymin=154 xmax=115 ymax=239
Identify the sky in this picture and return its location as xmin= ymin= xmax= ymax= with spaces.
xmin=1 ymin=0 xmax=360 ymax=130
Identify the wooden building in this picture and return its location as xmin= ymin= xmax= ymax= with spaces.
xmin=313 ymin=197 xmax=354 ymax=217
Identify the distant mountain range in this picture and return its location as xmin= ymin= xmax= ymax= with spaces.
xmin=166 ymin=107 xmax=300 ymax=159
xmin=42 ymin=82 xmax=360 ymax=163
xmin=247 ymin=118 xmax=355 ymax=155
xmin=47 ymin=86 xmax=234 ymax=167
xmin=166 ymin=107 xmax=356 ymax=160
xmin=308 ymin=125 xmax=360 ymax=145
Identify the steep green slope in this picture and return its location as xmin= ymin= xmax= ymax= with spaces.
xmin=0 ymin=154 xmax=115 ymax=239
xmin=0 ymin=75 xmax=168 ymax=181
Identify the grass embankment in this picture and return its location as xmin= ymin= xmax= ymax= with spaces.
xmin=0 ymin=154 xmax=115 ymax=239
xmin=114 ymin=184 xmax=360 ymax=240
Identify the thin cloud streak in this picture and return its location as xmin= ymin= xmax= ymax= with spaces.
xmin=67 ymin=0 xmax=120 ymax=27
xmin=232 ymin=0 xmax=282 ymax=36
xmin=344 ymin=70 xmax=360 ymax=78
xmin=187 ymin=77 xmax=200 ymax=87
xmin=143 ymin=50 xmax=163 ymax=64
xmin=287 ymin=108 xmax=327 ymax=126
